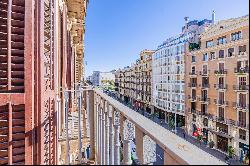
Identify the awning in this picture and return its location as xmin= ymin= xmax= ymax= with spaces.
xmin=207 ymin=128 xmax=234 ymax=139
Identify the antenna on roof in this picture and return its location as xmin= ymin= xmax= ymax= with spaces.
xmin=212 ymin=10 xmax=216 ymax=25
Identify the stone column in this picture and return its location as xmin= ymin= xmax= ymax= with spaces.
xmin=113 ymin=111 xmax=121 ymax=165
xmin=135 ymin=127 xmax=156 ymax=165
xmin=89 ymin=90 xmax=95 ymax=160
xmin=122 ymin=120 xmax=135 ymax=165
xmin=101 ymin=100 xmax=106 ymax=165
xmin=109 ymin=108 xmax=114 ymax=165
xmin=104 ymin=102 xmax=110 ymax=165
xmin=98 ymin=100 xmax=102 ymax=164
xmin=95 ymin=97 xmax=99 ymax=161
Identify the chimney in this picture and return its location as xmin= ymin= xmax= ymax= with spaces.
xmin=212 ymin=10 xmax=215 ymax=25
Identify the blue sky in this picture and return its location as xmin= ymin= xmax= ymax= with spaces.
xmin=84 ymin=0 xmax=249 ymax=77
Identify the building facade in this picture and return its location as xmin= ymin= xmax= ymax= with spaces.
xmin=115 ymin=50 xmax=154 ymax=112
xmin=152 ymin=17 xmax=212 ymax=129
xmin=89 ymin=71 xmax=115 ymax=87
xmin=185 ymin=15 xmax=249 ymax=157
xmin=0 ymin=0 xmax=88 ymax=164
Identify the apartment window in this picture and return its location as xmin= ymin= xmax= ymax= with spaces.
xmin=239 ymin=77 xmax=247 ymax=86
xmin=191 ymin=66 xmax=196 ymax=74
xmin=219 ymin=92 xmax=225 ymax=103
xmin=239 ymin=111 xmax=246 ymax=127
xmin=218 ymin=107 xmax=225 ymax=120
xmin=192 ymin=55 xmax=196 ymax=63
xmin=219 ymin=50 xmax=225 ymax=58
xmin=201 ymin=104 xmax=207 ymax=115
xmin=217 ymin=36 xmax=227 ymax=45
xmin=239 ymin=45 xmax=247 ymax=54
xmin=231 ymin=31 xmax=242 ymax=41
xmin=239 ymin=93 xmax=247 ymax=108
xmin=228 ymin=48 xmax=234 ymax=57
xmin=203 ymin=53 xmax=208 ymax=61
xmin=210 ymin=52 xmax=216 ymax=60
xmin=192 ymin=89 xmax=196 ymax=98
xmin=202 ymin=77 xmax=209 ymax=86
xmin=203 ymin=65 xmax=208 ymax=74
xmin=201 ymin=90 xmax=208 ymax=100
xmin=239 ymin=129 xmax=246 ymax=140
xmin=206 ymin=40 xmax=214 ymax=48
xmin=219 ymin=63 xmax=225 ymax=71
xmin=219 ymin=77 xmax=224 ymax=85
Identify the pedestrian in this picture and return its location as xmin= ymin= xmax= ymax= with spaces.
xmin=183 ymin=132 xmax=186 ymax=139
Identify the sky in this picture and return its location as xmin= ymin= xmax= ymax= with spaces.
xmin=84 ymin=0 xmax=249 ymax=77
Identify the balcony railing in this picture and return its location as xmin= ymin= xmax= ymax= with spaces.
xmin=214 ymin=99 xmax=229 ymax=106
xmin=200 ymin=84 xmax=210 ymax=89
xmin=199 ymin=70 xmax=210 ymax=76
xmin=188 ymin=95 xmax=197 ymax=101
xmin=234 ymin=67 xmax=249 ymax=74
xmin=214 ymin=84 xmax=228 ymax=90
xmin=199 ymin=97 xmax=210 ymax=104
xmin=189 ymin=71 xmax=197 ymax=76
xmin=233 ymin=102 xmax=249 ymax=110
xmin=85 ymin=88 xmax=225 ymax=165
xmin=233 ymin=85 xmax=249 ymax=91
xmin=188 ymin=83 xmax=197 ymax=88
xmin=214 ymin=69 xmax=228 ymax=75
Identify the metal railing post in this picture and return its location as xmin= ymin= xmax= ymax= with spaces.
xmin=65 ymin=90 xmax=70 ymax=165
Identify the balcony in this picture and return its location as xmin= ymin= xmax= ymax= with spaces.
xmin=233 ymin=85 xmax=249 ymax=91
xmin=234 ymin=67 xmax=249 ymax=74
xmin=214 ymin=99 xmax=229 ymax=107
xmin=199 ymin=97 xmax=210 ymax=104
xmin=236 ymin=121 xmax=249 ymax=130
xmin=81 ymin=88 xmax=225 ymax=165
xmin=189 ymin=71 xmax=197 ymax=77
xmin=188 ymin=83 xmax=197 ymax=88
xmin=214 ymin=69 xmax=228 ymax=75
xmin=233 ymin=102 xmax=249 ymax=111
xmin=188 ymin=95 xmax=197 ymax=102
xmin=214 ymin=84 xmax=228 ymax=90
xmin=199 ymin=70 xmax=210 ymax=76
xmin=200 ymin=84 xmax=210 ymax=89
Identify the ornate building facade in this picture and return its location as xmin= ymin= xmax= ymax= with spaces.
xmin=0 ymin=0 xmax=88 ymax=164
xmin=185 ymin=15 xmax=249 ymax=156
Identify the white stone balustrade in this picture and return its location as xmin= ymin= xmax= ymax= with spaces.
xmin=87 ymin=88 xmax=226 ymax=165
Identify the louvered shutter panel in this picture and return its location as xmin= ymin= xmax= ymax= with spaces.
xmin=0 ymin=0 xmax=25 ymax=93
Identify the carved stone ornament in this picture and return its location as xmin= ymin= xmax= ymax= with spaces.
xmin=124 ymin=120 xmax=135 ymax=141
xmin=114 ymin=111 xmax=120 ymax=126
xmin=143 ymin=135 xmax=156 ymax=164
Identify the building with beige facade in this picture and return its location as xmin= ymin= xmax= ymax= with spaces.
xmin=185 ymin=15 xmax=249 ymax=157
xmin=115 ymin=50 xmax=154 ymax=113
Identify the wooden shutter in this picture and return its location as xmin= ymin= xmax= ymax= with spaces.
xmin=0 ymin=0 xmax=25 ymax=93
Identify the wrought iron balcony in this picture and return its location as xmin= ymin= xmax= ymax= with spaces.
xmin=214 ymin=84 xmax=228 ymax=90
xmin=200 ymin=84 xmax=210 ymax=89
xmin=233 ymin=85 xmax=249 ymax=91
xmin=188 ymin=95 xmax=197 ymax=101
xmin=188 ymin=83 xmax=197 ymax=88
xmin=233 ymin=102 xmax=249 ymax=111
xmin=199 ymin=97 xmax=210 ymax=104
xmin=214 ymin=69 xmax=228 ymax=75
xmin=189 ymin=71 xmax=197 ymax=76
xmin=234 ymin=67 xmax=249 ymax=74
xmin=214 ymin=99 xmax=229 ymax=106
xmin=199 ymin=70 xmax=210 ymax=76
